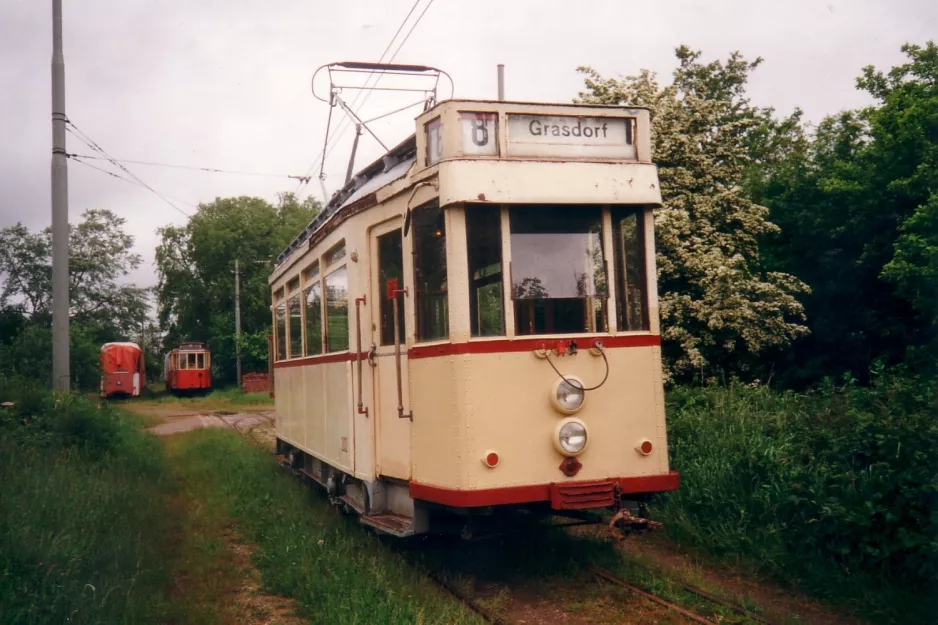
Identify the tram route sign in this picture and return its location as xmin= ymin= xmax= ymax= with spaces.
xmin=506 ymin=114 xmax=636 ymax=159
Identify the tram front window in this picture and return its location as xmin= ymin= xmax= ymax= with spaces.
xmin=510 ymin=205 xmax=608 ymax=336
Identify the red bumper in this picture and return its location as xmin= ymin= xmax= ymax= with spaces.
xmin=409 ymin=471 xmax=679 ymax=509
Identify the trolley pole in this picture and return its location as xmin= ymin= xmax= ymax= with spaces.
xmin=234 ymin=258 xmax=242 ymax=391
xmin=51 ymin=0 xmax=70 ymax=391
xmin=497 ymin=64 xmax=505 ymax=101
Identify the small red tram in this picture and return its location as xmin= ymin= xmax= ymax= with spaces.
xmin=100 ymin=342 xmax=146 ymax=398
xmin=164 ymin=342 xmax=212 ymax=393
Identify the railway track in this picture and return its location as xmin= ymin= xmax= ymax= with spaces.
xmin=269 ymin=439 xmax=772 ymax=624
xmin=420 ymin=560 xmax=777 ymax=625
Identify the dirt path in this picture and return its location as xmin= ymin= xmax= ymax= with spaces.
xmin=118 ymin=398 xmax=303 ymax=624
xmin=147 ymin=411 xmax=274 ymax=436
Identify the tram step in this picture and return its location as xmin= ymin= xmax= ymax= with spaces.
xmin=361 ymin=513 xmax=415 ymax=537
xmin=338 ymin=494 xmax=365 ymax=515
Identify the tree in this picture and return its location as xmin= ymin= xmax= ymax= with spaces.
xmin=759 ymin=41 xmax=937 ymax=383
xmin=577 ymin=47 xmax=809 ymax=382
xmin=0 ymin=209 xmax=150 ymax=389
xmin=155 ymin=192 xmax=320 ymax=383
xmin=0 ymin=209 xmax=150 ymax=329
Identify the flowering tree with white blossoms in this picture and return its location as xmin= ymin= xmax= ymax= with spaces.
xmin=577 ymin=47 xmax=810 ymax=382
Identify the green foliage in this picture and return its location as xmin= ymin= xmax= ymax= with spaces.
xmin=155 ymin=192 xmax=320 ymax=383
xmin=0 ymin=380 xmax=173 ymax=624
xmin=0 ymin=210 xmax=154 ymax=391
xmin=759 ymin=41 xmax=938 ymax=384
xmin=655 ymin=376 xmax=938 ymax=621
xmin=577 ymin=48 xmax=810 ymax=382
xmin=0 ymin=316 xmax=118 ymax=390
xmin=0 ymin=209 xmax=149 ymax=329
xmin=172 ymin=429 xmax=480 ymax=624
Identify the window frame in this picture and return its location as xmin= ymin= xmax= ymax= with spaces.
xmin=412 ymin=202 xmax=449 ymax=343
xmin=323 ymin=240 xmax=349 ymax=354
xmin=506 ymin=204 xmax=610 ymax=337
xmin=286 ymin=277 xmax=303 ymax=359
xmin=465 ymin=204 xmax=505 ymax=337
xmin=611 ymin=206 xmax=651 ymax=333
xmin=273 ymin=287 xmax=287 ymax=361
xmin=302 ymin=261 xmax=323 ymax=356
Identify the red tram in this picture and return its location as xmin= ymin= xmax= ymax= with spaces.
xmin=164 ymin=342 xmax=212 ymax=393
xmin=100 ymin=342 xmax=146 ymax=398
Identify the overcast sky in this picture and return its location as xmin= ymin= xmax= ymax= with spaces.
xmin=2 ymin=0 xmax=936 ymax=291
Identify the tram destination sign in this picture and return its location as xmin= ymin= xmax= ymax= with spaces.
xmin=506 ymin=114 xmax=636 ymax=159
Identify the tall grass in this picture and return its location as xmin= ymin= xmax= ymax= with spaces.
xmin=0 ymin=378 xmax=173 ymax=624
xmin=655 ymin=373 xmax=938 ymax=621
xmin=171 ymin=429 xmax=481 ymax=625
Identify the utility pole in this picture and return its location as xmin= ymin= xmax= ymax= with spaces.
xmin=51 ymin=0 xmax=70 ymax=391
xmin=234 ymin=258 xmax=242 ymax=390
xmin=497 ymin=64 xmax=505 ymax=101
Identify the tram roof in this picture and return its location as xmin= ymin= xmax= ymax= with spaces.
xmin=275 ymin=99 xmax=652 ymax=268
xmin=276 ymin=132 xmax=417 ymax=268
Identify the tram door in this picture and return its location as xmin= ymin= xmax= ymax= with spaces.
xmin=370 ymin=225 xmax=412 ymax=480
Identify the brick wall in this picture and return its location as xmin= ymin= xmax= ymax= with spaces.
xmin=242 ymin=372 xmax=269 ymax=394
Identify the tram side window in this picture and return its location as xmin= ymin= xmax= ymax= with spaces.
xmin=378 ymin=230 xmax=406 ymax=345
xmin=413 ymin=203 xmax=448 ymax=341
xmin=325 ymin=266 xmax=349 ymax=352
xmin=274 ymin=289 xmax=286 ymax=360
xmin=177 ymin=353 xmax=187 ymax=370
xmin=303 ymin=263 xmax=322 ymax=356
xmin=510 ymin=205 xmax=608 ymax=335
xmin=612 ymin=208 xmax=650 ymax=331
xmin=287 ymin=277 xmax=302 ymax=358
xmin=466 ymin=205 xmax=504 ymax=337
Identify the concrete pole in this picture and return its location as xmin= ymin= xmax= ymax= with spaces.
xmin=51 ymin=0 xmax=70 ymax=391
xmin=497 ymin=64 xmax=505 ymax=101
xmin=235 ymin=258 xmax=242 ymax=390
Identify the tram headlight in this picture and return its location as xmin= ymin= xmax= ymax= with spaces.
xmin=553 ymin=418 xmax=589 ymax=456
xmin=550 ymin=377 xmax=585 ymax=414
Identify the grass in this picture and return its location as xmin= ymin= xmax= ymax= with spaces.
xmin=652 ymin=375 xmax=938 ymax=623
xmin=0 ymin=382 xmax=176 ymax=624
xmin=105 ymin=385 xmax=274 ymax=428
xmin=169 ymin=428 xmax=483 ymax=624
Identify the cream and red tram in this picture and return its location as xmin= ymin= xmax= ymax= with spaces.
xmin=270 ymin=98 xmax=678 ymax=536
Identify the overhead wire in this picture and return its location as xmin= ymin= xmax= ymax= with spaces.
xmin=64 ymin=152 xmax=311 ymax=182
xmin=319 ymin=0 xmax=437 ymax=173
xmin=69 ymin=156 xmax=197 ymax=211
xmin=294 ymin=0 xmax=427 ymax=201
xmin=66 ymin=121 xmax=191 ymax=218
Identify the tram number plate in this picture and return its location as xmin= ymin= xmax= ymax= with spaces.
xmin=459 ymin=112 xmax=498 ymax=156
xmin=386 ymin=278 xmax=399 ymax=301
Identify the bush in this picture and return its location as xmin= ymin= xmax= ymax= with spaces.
xmin=0 ymin=379 xmax=172 ymax=624
xmin=654 ymin=373 xmax=938 ymax=619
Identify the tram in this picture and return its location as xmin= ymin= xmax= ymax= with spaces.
xmin=100 ymin=342 xmax=146 ymax=398
xmin=164 ymin=342 xmax=212 ymax=394
xmin=270 ymin=96 xmax=678 ymax=536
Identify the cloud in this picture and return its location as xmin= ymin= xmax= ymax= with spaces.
xmin=1 ymin=0 xmax=936 ymax=292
